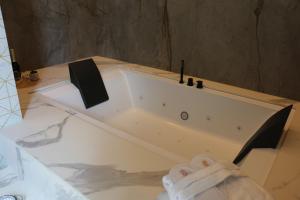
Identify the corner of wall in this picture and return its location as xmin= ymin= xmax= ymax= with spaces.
xmin=0 ymin=6 xmax=22 ymax=129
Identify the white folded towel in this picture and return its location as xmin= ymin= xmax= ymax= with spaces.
xmin=160 ymin=155 xmax=273 ymax=200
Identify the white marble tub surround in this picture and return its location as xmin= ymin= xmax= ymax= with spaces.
xmin=0 ymin=134 xmax=87 ymax=200
xmin=0 ymin=95 xmax=179 ymax=200
xmin=39 ymin=66 xmax=293 ymax=185
xmin=0 ymin=56 xmax=299 ymax=200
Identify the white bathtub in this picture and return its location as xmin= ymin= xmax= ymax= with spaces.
xmin=39 ymin=67 xmax=293 ymax=184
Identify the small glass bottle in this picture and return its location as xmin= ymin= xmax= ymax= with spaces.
xmin=10 ymin=49 xmax=21 ymax=81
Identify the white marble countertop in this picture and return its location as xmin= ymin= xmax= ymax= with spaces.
xmin=0 ymin=133 xmax=87 ymax=200
xmin=0 ymin=93 xmax=180 ymax=200
xmin=0 ymin=56 xmax=299 ymax=200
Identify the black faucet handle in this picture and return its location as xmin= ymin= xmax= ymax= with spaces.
xmin=197 ymin=80 xmax=203 ymax=89
xmin=187 ymin=78 xmax=194 ymax=86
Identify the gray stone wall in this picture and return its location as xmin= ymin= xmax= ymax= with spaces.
xmin=1 ymin=0 xmax=300 ymax=100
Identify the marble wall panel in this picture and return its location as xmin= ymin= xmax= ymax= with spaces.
xmin=1 ymin=0 xmax=300 ymax=100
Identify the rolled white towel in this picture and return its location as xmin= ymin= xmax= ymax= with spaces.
xmin=163 ymin=155 xmax=236 ymax=200
xmin=160 ymin=154 xmax=273 ymax=200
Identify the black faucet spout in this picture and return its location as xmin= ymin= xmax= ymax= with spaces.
xmin=179 ymin=60 xmax=184 ymax=84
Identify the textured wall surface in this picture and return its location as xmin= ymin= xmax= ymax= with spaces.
xmin=0 ymin=0 xmax=300 ymax=100
xmin=0 ymin=6 xmax=22 ymax=128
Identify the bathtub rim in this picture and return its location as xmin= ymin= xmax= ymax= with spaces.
xmin=33 ymin=67 xmax=295 ymax=136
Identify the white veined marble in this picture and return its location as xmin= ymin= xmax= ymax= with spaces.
xmin=0 ymin=134 xmax=86 ymax=200
xmin=0 ymin=96 xmax=178 ymax=200
xmin=40 ymin=67 xmax=293 ymax=185
xmin=0 ymin=6 xmax=22 ymax=129
xmin=0 ymin=55 xmax=299 ymax=200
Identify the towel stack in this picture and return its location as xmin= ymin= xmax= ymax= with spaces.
xmin=159 ymin=155 xmax=273 ymax=200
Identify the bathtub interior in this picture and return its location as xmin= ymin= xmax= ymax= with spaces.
xmin=39 ymin=68 xmax=293 ymax=184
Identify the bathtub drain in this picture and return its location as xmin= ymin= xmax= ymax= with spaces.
xmin=180 ymin=111 xmax=189 ymax=121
